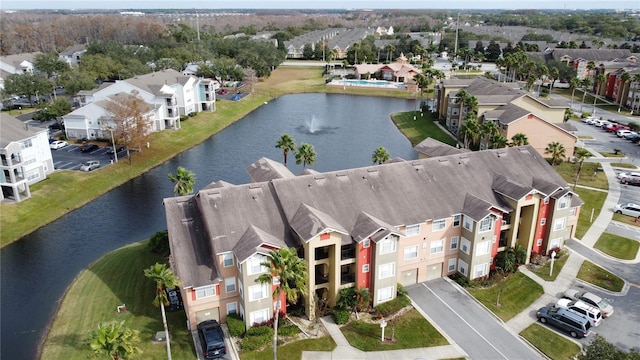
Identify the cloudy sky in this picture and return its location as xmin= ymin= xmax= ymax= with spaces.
xmin=1 ymin=0 xmax=638 ymax=10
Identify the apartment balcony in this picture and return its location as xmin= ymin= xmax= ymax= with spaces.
xmin=315 ymin=264 xmax=329 ymax=285
xmin=166 ymin=98 xmax=177 ymax=107
xmin=341 ymin=245 xmax=355 ymax=261
xmin=340 ymin=263 xmax=355 ymax=285
xmin=315 ymin=247 xmax=330 ymax=261
xmin=1 ymin=153 xmax=22 ymax=166
xmin=499 ymin=232 xmax=508 ymax=248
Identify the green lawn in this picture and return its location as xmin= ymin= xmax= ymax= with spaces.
xmin=40 ymin=241 xmax=197 ymax=359
xmin=391 ymin=111 xmax=457 ymax=147
xmin=341 ymin=309 xmax=448 ymax=351
xmin=554 ymin=162 xmax=608 ymax=190
xmin=577 ymin=261 xmax=624 ymax=292
xmin=529 ymin=254 xmax=569 ymax=281
xmin=594 ymin=233 xmax=640 ymax=260
xmin=574 ymin=188 xmax=608 ymax=240
xmin=612 ymin=213 xmax=640 ymax=227
xmin=468 ymin=272 xmax=544 ymax=322
xmin=520 ymin=324 xmax=581 ymax=360
xmin=611 ymin=162 xmax=638 ymax=169
xmin=239 ymin=336 xmax=336 ymax=360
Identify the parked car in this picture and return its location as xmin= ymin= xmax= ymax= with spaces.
xmin=620 ymin=172 xmax=640 ymax=186
xmin=623 ymin=132 xmax=639 ymax=140
xmin=80 ymin=160 xmax=100 ymax=171
xmin=49 ymin=140 xmax=68 ymax=150
xmin=197 ymin=320 xmax=227 ymax=359
xmin=563 ymin=289 xmax=614 ymax=317
xmin=80 ymin=144 xmax=99 ymax=153
xmin=537 ymin=306 xmax=592 ymax=338
xmin=555 ymin=298 xmax=603 ymax=327
xmin=583 ymin=117 xmax=596 ymax=125
xmin=616 ymin=129 xmax=633 ymax=138
xmin=106 ymin=146 xmax=125 ymax=155
xmin=164 ymin=287 xmax=183 ymax=311
xmin=613 ymin=203 xmax=640 ymax=218
xmin=605 ymin=123 xmax=630 ymax=132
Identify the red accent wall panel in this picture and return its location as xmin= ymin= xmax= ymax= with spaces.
xmin=356 ymin=241 xmax=371 ymax=290
xmin=533 ymin=200 xmax=549 ymax=256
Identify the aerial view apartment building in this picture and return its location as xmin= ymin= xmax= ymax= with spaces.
xmin=164 ymin=145 xmax=582 ymax=330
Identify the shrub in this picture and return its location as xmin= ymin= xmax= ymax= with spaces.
xmin=180 ymin=115 xmax=189 ymax=122
xmin=247 ymin=325 xmax=274 ymax=337
xmin=449 ymin=272 xmax=469 ymax=287
xmin=226 ymin=314 xmax=246 ymax=337
xmin=278 ymin=325 xmax=301 ymax=337
xmin=147 ymin=230 xmax=169 ymax=256
xmin=241 ymin=334 xmax=271 ymax=351
xmin=374 ymin=294 xmax=410 ymax=317
xmin=331 ymin=307 xmax=350 ymax=325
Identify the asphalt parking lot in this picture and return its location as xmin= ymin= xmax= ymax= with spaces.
xmin=50 ymin=143 xmax=129 ymax=171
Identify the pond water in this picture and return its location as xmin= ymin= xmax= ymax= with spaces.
xmin=0 ymin=93 xmax=418 ymax=359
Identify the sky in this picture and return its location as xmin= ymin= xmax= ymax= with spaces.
xmin=1 ymin=0 xmax=638 ymax=10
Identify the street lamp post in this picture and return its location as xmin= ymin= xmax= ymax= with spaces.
xmin=549 ymin=250 xmax=557 ymax=277
xmin=105 ymin=126 xmax=118 ymax=163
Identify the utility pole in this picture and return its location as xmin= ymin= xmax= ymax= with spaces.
xmin=454 ymin=13 xmax=460 ymax=62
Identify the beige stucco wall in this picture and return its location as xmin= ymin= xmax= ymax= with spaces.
xmin=502 ymin=116 xmax=576 ymax=160
xmin=511 ymin=97 xmax=566 ymax=124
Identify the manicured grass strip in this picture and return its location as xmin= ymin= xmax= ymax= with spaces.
xmin=554 ymin=162 xmax=609 ymax=190
xmin=468 ymin=272 xmax=544 ymax=322
xmin=612 ymin=213 xmax=640 ymax=227
xmin=520 ymin=323 xmax=581 ymax=360
xmin=239 ymin=336 xmax=336 ymax=360
xmin=341 ymin=309 xmax=448 ymax=351
xmin=610 ymin=162 xmax=638 ymax=169
xmin=391 ymin=111 xmax=457 ymax=147
xmin=574 ymin=188 xmax=608 ymax=240
xmin=577 ymin=260 xmax=624 ymax=292
xmin=41 ymin=241 xmax=197 ymax=360
xmin=594 ymin=233 xmax=640 ymax=260
xmin=529 ymin=254 xmax=569 ymax=281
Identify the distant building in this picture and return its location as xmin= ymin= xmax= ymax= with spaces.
xmin=59 ymin=45 xmax=87 ymax=67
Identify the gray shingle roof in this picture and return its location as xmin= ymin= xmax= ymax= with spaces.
xmin=246 ymin=157 xmax=295 ymax=182
xmin=125 ymin=69 xmax=194 ymax=96
xmin=289 ymin=203 xmax=349 ymax=242
xmin=233 ymin=225 xmax=287 ymax=264
xmin=0 ymin=113 xmax=46 ymax=147
xmin=414 ymin=137 xmax=467 ymax=157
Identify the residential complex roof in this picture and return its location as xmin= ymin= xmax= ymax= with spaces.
xmin=0 ymin=113 xmax=46 ymax=147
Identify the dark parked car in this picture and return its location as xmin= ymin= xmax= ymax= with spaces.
xmin=164 ymin=287 xmax=182 ymax=311
xmin=80 ymin=144 xmax=99 ymax=153
xmin=537 ymin=306 xmax=592 ymax=338
xmin=197 ymin=320 xmax=226 ymax=359
xmin=106 ymin=146 xmax=125 ymax=155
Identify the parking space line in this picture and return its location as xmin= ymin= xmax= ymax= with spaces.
xmin=421 ymin=282 xmax=509 ymax=360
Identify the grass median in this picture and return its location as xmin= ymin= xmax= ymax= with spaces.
xmin=520 ymin=323 xmax=581 ymax=360
xmin=594 ymin=233 xmax=640 ymax=260
xmin=577 ymin=260 xmax=624 ymax=292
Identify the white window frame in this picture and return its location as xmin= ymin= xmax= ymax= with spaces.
xmin=222 ymin=253 xmax=234 ymax=267
xmin=195 ymin=285 xmax=216 ymax=299
xmin=479 ymin=217 xmax=493 ymax=233
xmin=544 ymin=197 xmax=549 ymax=204
xmin=558 ymin=196 xmax=570 ymax=209
xmin=476 ymin=240 xmax=491 ymax=256
xmin=473 ymin=263 xmax=489 ymax=279
xmin=363 ymin=239 xmax=370 ymax=248
xmin=248 ymin=283 xmax=269 ymax=302
xmin=248 ymin=254 xmax=267 ymax=275
xmin=405 ymin=224 xmax=420 ymax=236
xmin=362 ymin=264 xmax=370 ymax=273
xmin=463 ymin=216 xmax=473 ymax=231
xmin=448 ymin=258 xmax=457 ymax=272
xmin=536 ymin=239 xmax=543 ymax=246
xmin=226 ymin=302 xmax=238 ymax=315
xmin=569 ymin=207 xmax=576 ymax=217
xmin=377 ymin=286 xmax=395 ymax=303
xmin=461 ymin=237 xmax=471 ymax=255
xmin=453 ymin=214 xmax=461 ymax=227
xmin=404 ymin=245 xmax=419 ymax=260
xmin=249 ymin=308 xmax=270 ymax=325
xmin=430 ymin=239 xmax=444 ymax=254
xmin=540 ymin=218 xmax=546 ymax=226
xmin=378 ymin=262 xmax=396 ymax=279
xmin=549 ymin=238 xmax=562 ymax=249
xmin=225 ymin=277 xmax=236 ymax=293
xmin=458 ymin=259 xmax=468 ymax=275
xmin=238 ymin=279 xmax=243 ymax=298
xmin=379 ymin=237 xmax=396 ymax=255
xmin=554 ymin=217 xmax=567 ymax=231
xmin=432 ymin=219 xmax=446 ymax=232
xmin=450 ymin=236 xmax=459 ymax=250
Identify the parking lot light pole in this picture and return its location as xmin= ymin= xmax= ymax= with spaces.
xmin=108 ymin=128 xmax=118 ymax=163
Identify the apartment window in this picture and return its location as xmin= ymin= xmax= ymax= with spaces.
xmin=225 ymin=277 xmax=236 ymax=293
xmin=363 ymin=239 xmax=370 ymax=248
xmin=227 ymin=302 xmax=237 ymax=315
xmin=549 ymin=238 xmax=562 ymax=249
xmin=473 ymin=263 xmax=489 ymax=279
xmin=195 ymin=285 xmax=216 ymax=299
xmin=544 ymin=197 xmax=550 ymax=204
xmin=362 ymin=264 xmax=370 ymax=273
xmin=404 ymin=245 xmax=418 ymax=260
xmin=377 ymin=286 xmax=395 ymax=303
xmin=223 ymin=253 xmax=234 ymax=267
xmin=273 ymin=276 xmax=280 ymax=285
xmin=537 ymin=239 xmax=543 ymax=246
xmin=453 ymin=214 xmax=461 ymax=227
xmin=558 ymin=196 xmax=570 ymax=209
xmin=448 ymin=258 xmax=457 ymax=272
xmin=461 ymin=237 xmax=471 ymax=254
xmin=554 ymin=217 xmax=567 ymax=231
xmin=569 ymin=208 xmax=576 ymax=217
xmin=479 ymin=217 xmax=493 ymax=233
xmin=450 ymin=236 xmax=459 ymax=250
xmin=248 ymin=254 xmax=267 ymax=275
xmin=540 ymin=218 xmax=546 ymax=226
xmin=476 ymin=240 xmax=491 ymax=256
xmin=248 ymin=284 xmax=269 ymax=301
xmin=250 ymin=308 xmax=270 ymax=325
xmin=430 ymin=240 xmax=444 ymax=254
xmin=379 ymin=237 xmax=396 ymax=255
xmin=458 ymin=259 xmax=468 ymax=275
xmin=21 ymin=139 xmax=33 ymax=149
xmin=405 ymin=224 xmax=420 ymax=236
xmin=463 ymin=216 xmax=473 ymax=231
xmin=379 ymin=262 xmax=396 ymax=279
xmin=432 ymin=219 xmax=446 ymax=232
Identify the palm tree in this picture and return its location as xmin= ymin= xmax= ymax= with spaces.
xmin=372 ymin=146 xmax=390 ymax=164
xmin=510 ymin=133 xmax=529 ymax=146
xmin=491 ymin=134 xmax=509 ymax=149
xmin=631 ymin=74 xmax=640 ymax=115
xmin=168 ymin=167 xmax=195 ymax=196
xmin=413 ymin=73 xmax=431 ymax=99
xmin=385 ymin=44 xmax=395 ymax=63
xmin=480 ymin=121 xmax=499 ymax=149
xmin=87 ymin=321 xmax=141 ymax=360
xmin=545 ymin=141 xmax=566 ymax=167
xmin=295 ymin=143 xmax=316 ymax=168
xmin=573 ymin=148 xmax=592 ymax=189
xmin=144 ymin=263 xmax=180 ymax=360
xmin=549 ymin=67 xmax=559 ymax=93
xmin=275 ymin=134 xmax=296 ymax=166
xmin=580 ymin=78 xmax=591 ymax=113
xmin=460 ymin=117 xmax=481 ymax=149
xmin=592 ymin=73 xmax=606 ymax=116
xmin=257 ymin=248 xmax=308 ymax=360
xmin=564 ymin=108 xmax=573 ymax=123
xmin=617 ymin=72 xmax=631 ymax=113
xmin=569 ymin=77 xmax=581 ymax=109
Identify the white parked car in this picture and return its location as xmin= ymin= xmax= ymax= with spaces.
xmin=564 ymin=289 xmax=614 ymax=318
xmin=616 ymin=129 xmax=633 ymax=137
xmin=555 ymin=298 xmax=603 ymax=327
xmin=80 ymin=160 xmax=100 ymax=172
xmin=49 ymin=140 xmax=68 ymax=150
xmin=613 ymin=203 xmax=640 ymax=218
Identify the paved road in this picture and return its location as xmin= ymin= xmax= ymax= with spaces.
xmin=407 ymin=278 xmax=542 ymax=360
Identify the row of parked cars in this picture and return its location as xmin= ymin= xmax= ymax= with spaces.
xmin=582 ymin=117 xmax=640 ymax=143
xmin=537 ymin=288 xmax=614 ymax=339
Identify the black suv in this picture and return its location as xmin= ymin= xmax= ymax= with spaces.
xmin=197 ymin=320 xmax=226 ymax=359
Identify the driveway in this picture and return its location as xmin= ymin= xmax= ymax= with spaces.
xmin=407 ymin=278 xmax=541 ymax=360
